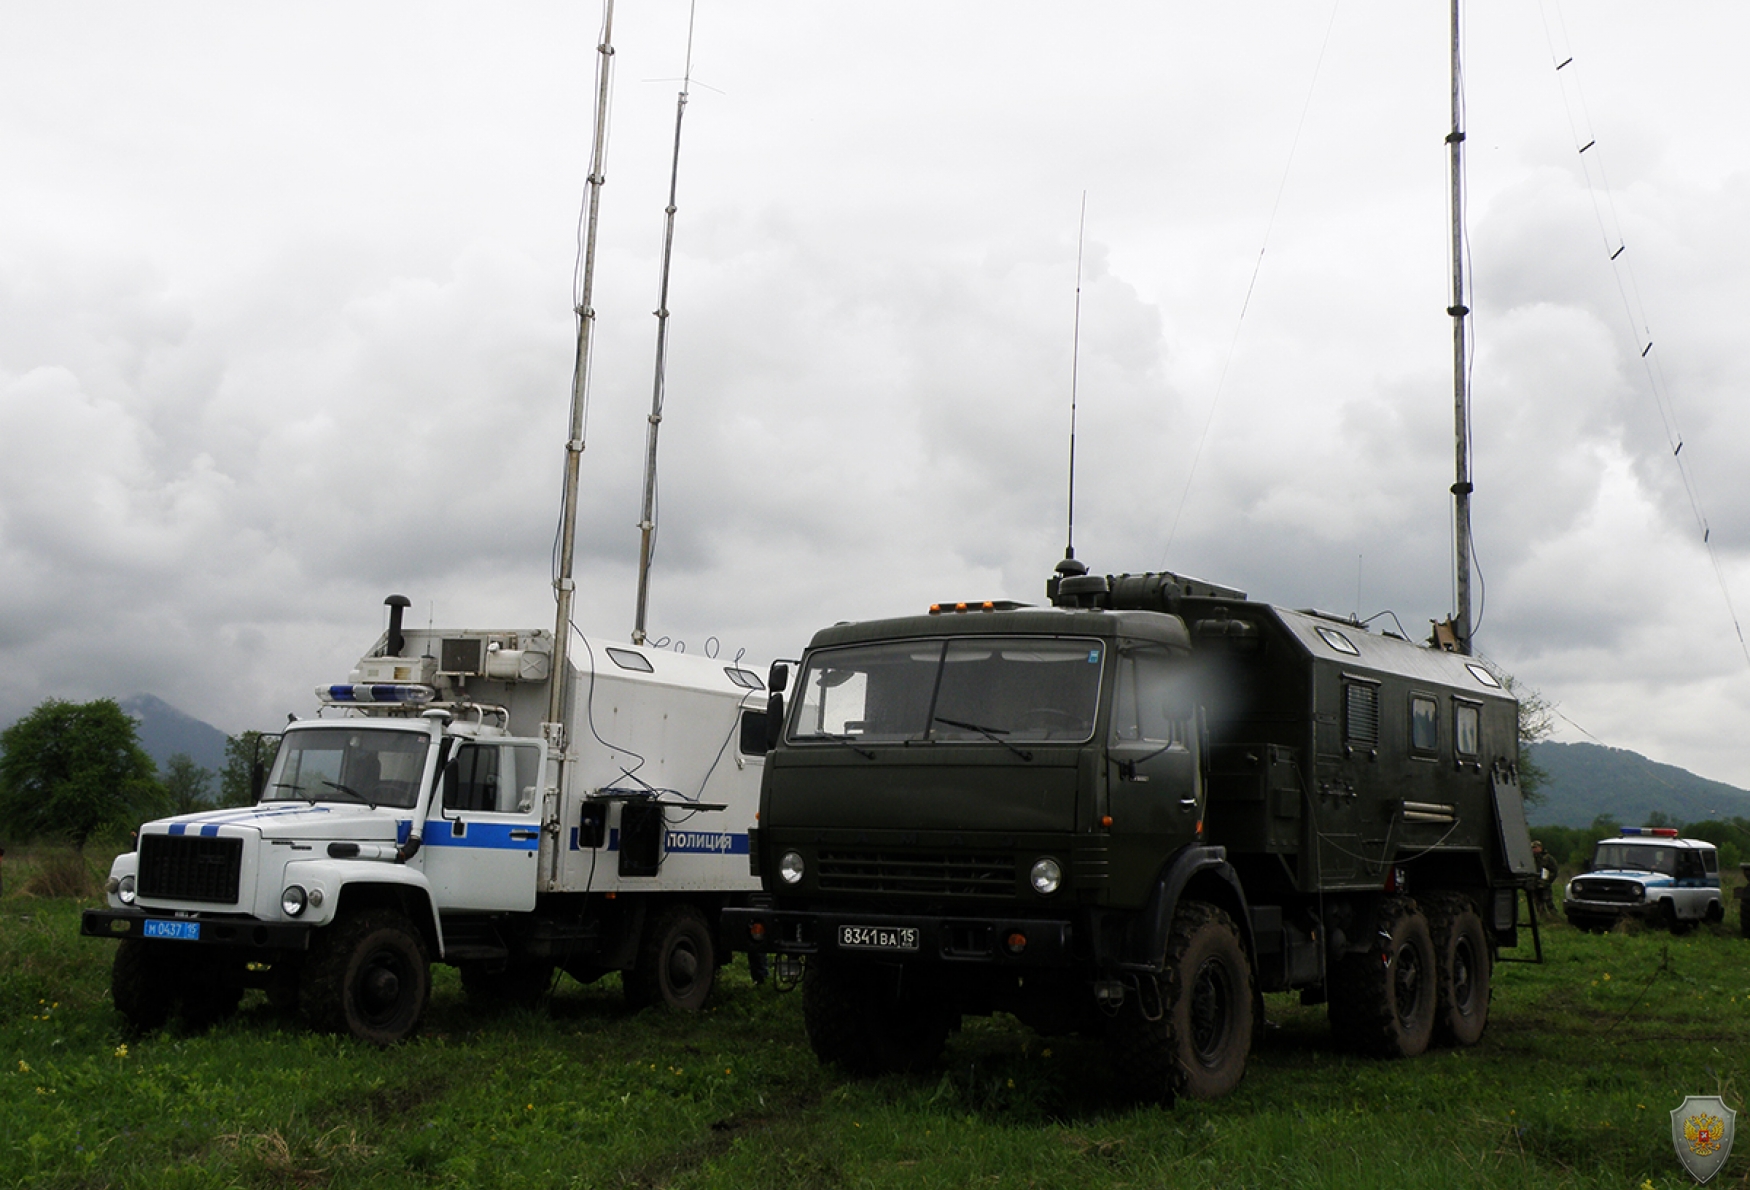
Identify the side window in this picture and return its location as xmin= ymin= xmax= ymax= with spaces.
xmin=1409 ymin=695 xmax=1439 ymax=754
xmin=445 ymin=743 xmax=500 ymax=813
xmin=506 ymin=744 xmax=542 ymax=813
xmin=1110 ymin=648 xmax=1193 ymax=747
xmin=1454 ymin=702 xmax=1480 ymax=758
xmin=1344 ymin=680 xmax=1379 ymax=751
xmin=1676 ymin=850 xmax=1704 ymax=881
xmin=1702 ymin=850 xmax=1719 ymax=876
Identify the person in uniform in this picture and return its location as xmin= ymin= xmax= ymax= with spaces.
xmin=1530 ymin=840 xmax=1558 ymax=915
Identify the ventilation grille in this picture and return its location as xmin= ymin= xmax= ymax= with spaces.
xmin=1345 ymin=683 xmax=1380 ymax=748
xmin=817 ymin=851 xmax=1016 ymax=898
xmin=138 ymin=834 xmax=243 ymax=905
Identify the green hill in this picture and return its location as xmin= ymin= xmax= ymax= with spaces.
xmin=1526 ymin=740 xmax=1750 ymax=828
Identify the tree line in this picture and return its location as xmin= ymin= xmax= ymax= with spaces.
xmin=1530 ymin=811 xmax=1750 ymax=876
xmin=0 ymin=698 xmax=278 ymax=851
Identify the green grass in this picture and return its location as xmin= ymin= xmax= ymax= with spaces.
xmin=4 ymin=864 xmax=1748 ymax=1189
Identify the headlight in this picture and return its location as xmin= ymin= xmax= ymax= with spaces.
xmin=281 ymin=885 xmax=308 ymax=917
xmin=1030 ymin=857 xmax=1063 ymax=895
xmin=117 ymin=875 xmax=137 ymax=906
xmin=778 ymin=851 xmax=805 ymax=886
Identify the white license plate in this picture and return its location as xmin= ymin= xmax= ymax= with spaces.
xmin=838 ymin=924 xmax=919 ymax=952
xmin=142 ymin=919 xmax=201 ymax=942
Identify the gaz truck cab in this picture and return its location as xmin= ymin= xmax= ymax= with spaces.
xmin=84 ymin=598 xmax=772 ymax=1043
xmin=724 ymin=566 xmax=1536 ymax=1102
xmin=1563 ymin=828 xmax=1724 ymax=934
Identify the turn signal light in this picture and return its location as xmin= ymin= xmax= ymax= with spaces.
xmin=1006 ymin=933 xmax=1027 ymax=954
xmin=748 ymin=921 xmax=767 ymax=941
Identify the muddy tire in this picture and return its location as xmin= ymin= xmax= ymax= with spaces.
xmin=112 ymin=940 xmax=174 ymax=1033
xmin=460 ymin=961 xmax=554 ymax=1010
xmin=300 ymin=911 xmax=429 ymax=1045
xmin=1328 ymin=896 xmax=1437 ymax=1058
xmin=1425 ymin=893 xmax=1491 ymax=1047
xmin=1661 ymin=900 xmax=1695 ymax=937
xmin=625 ymin=905 xmax=715 ymax=1012
xmin=802 ymin=958 xmax=949 ymax=1076
xmin=1105 ymin=901 xmax=1252 ymax=1102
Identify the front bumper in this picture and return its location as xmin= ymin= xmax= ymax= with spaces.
xmin=82 ymin=909 xmax=314 ymax=951
xmin=721 ymin=905 xmax=1074 ymax=968
xmin=1562 ymin=896 xmax=1657 ymax=925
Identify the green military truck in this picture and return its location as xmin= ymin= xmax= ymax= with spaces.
xmin=722 ymin=566 xmax=1536 ymax=1101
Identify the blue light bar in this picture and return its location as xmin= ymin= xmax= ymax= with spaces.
xmin=1619 ymin=827 xmax=1645 ymax=835
xmin=316 ymin=683 xmax=436 ymax=705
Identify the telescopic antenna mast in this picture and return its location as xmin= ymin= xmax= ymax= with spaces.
xmin=1447 ymin=0 xmax=1475 ymax=655
xmin=549 ymin=1 xmax=617 ymax=730
xmin=632 ymin=2 xmax=698 ymax=645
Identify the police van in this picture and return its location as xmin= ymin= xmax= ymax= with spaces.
xmin=1563 ymin=827 xmax=1724 ymax=934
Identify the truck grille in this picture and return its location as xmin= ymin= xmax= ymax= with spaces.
xmin=1570 ymin=877 xmax=1642 ymax=904
xmin=817 ymin=851 xmax=1015 ymax=898
xmin=138 ymin=834 xmax=243 ymax=904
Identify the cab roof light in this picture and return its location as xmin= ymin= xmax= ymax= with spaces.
xmin=927 ymin=599 xmax=1023 ymax=615
xmin=316 ymin=683 xmax=436 ymax=705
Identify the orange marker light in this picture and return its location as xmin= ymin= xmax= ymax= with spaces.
xmin=1006 ymin=933 xmax=1027 ymax=953
xmin=748 ymin=921 xmax=766 ymax=941
xmin=1100 ymin=815 xmax=1113 ymax=828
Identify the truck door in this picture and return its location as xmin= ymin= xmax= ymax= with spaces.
xmin=1107 ymin=645 xmax=1201 ymax=853
xmin=421 ymin=738 xmax=546 ymax=912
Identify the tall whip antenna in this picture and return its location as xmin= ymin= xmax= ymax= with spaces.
xmin=1057 ymin=193 xmax=1090 ymax=581
xmin=632 ymin=0 xmax=697 ymax=645
xmin=549 ymin=0 xmax=617 ymax=729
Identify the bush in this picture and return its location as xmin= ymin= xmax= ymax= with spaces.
xmin=18 ymin=848 xmax=100 ymax=899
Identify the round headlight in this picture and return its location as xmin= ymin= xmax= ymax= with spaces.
xmin=778 ymin=851 xmax=805 ymax=886
xmin=117 ymin=875 xmax=137 ymax=905
xmin=281 ymin=885 xmax=308 ymax=917
xmin=1029 ymin=857 xmax=1063 ymax=896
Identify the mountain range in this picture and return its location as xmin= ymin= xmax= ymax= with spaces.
xmin=15 ymin=696 xmax=1750 ymax=827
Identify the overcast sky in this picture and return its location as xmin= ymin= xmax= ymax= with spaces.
xmin=4 ymin=2 xmax=1748 ymax=791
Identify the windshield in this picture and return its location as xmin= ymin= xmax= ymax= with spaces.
xmin=789 ymin=636 xmax=1105 ymax=745
xmin=1591 ymin=842 xmax=1676 ymax=876
xmin=264 ymin=727 xmax=430 ymax=808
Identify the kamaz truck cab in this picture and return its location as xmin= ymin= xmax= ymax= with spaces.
xmin=724 ymin=566 xmax=1535 ymax=1102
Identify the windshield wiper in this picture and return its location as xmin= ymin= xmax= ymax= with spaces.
xmin=933 ymin=716 xmax=1033 ymax=762
xmin=319 ymin=779 xmax=377 ymax=808
xmin=800 ymin=732 xmax=877 ymax=760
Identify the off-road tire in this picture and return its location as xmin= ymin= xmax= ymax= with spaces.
xmin=460 ymin=961 xmax=555 ymax=1010
xmin=300 ymin=910 xmax=429 ymax=1045
xmin=1327 ymin=896 xmax=1437 ymax=1059
xmin=1660 ymin=900 xmax=1695 ymax=937
xmin=1424 ymin=892 xmax=1491 ymax=1047
xmin=802 ymin=958 xmax=950 ymax=1076
xmin=112 ymin=940 xmax=174 ymax=1033
xmin=1104 ymin=901 xmax=1253 ymax=1102
xmin=1740 ymin=898 xmax=1750 ymax=939
xmin=1703 ymin=900 xmax=1724 ymax=926
xmin=625 ymin=905 xmax=715 ymax=1012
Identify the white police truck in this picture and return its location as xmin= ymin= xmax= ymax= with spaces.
xmin=1562 ymin=827 xmax=1724 ymax=934
xmin=83 ymin=597 xmax=771 ymax=1043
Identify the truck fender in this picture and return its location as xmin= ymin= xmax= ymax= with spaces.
xmin=1128 ymin=844 xmax=1257 ymax=974
xmin=284 ymin=859 xmax=445 ymax=957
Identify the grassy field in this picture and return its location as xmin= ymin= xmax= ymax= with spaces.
xmin=3 ymin=847 xmax=1747 ymax=1189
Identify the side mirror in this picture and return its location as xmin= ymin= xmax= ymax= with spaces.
xmin=768 ymin=662 xmax=789 ymax=693
xmin=249 ymin=761 xmax=266 ymax=802
xmin=766 ymin=691 xmax=785 ymax=750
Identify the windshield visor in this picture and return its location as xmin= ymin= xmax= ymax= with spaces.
xmin=264 ymin=727 xmax=430 ymax=808
xmin=789 ymin=637 xmax=1104 ymax=745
